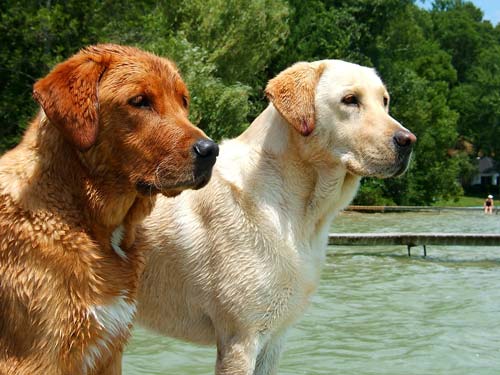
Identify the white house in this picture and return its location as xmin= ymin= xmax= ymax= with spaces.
xmin=471 ymin=157 xmax=499 ymax=186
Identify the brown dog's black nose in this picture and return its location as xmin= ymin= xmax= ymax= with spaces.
xmin=193 ymin=139 xmax=219 ymax=189
xmin=393 ymin=130 xmax=417 ymax=150
xmin=193 ymin=139 xmax=219 ymax=159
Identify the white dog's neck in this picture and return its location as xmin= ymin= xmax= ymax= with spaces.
xmin=239 ymin=104 xmax=291 ymax=155
xmin=235 ymin=104 xmax=361 ymax=241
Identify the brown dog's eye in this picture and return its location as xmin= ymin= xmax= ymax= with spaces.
xmin=342 ymin=94 xmax=359 ymax=106
xmin=129 ymin=95 xmax=151 ymax=109
xmin=182 ymin=95 xmax=189 ymax=108
xmin=383 ymin=97 xmax=389 ymax=107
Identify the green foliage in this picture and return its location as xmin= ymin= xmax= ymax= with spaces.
xmin=373 ymin=5 xmax=462 ymax=204
xmin=434 ymin=194 xmax=484 ymax=207
xmin=0 ymin=0 xmax=101 ymax=152
xmin=1 ymin=0 xmax=499 ymax=205
xmin=0 ymin=0 xmax=288 ymax=146
xmin=270 ymin=0 xmax=365 ymax=74
xmin=353 ymin=179 xmax=396 ymax=206
xmin=449 ymin=45 xmax=500 ymax=155
xmin=430 ymin=0 xmax=488 ymax=81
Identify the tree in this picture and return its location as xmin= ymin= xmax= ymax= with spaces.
xmin=269 ymin=0 xmax=365 ymax=75
xmin=271 ymin=0 xmax=465 ymax=205
xmin=0 ymin=0 xmax=289 ymax=146
xmin=0 ymin=0 xmax=103 ymax=152
xmin=354 ymin=3 xmax=462 ymax=204
xmin=2 ymin=0 xmax=500 ymax=204
xmin=450 ymin=46 xmax=500 ymax=155
xmin=431 ymin=0 xmax=493 ymax=82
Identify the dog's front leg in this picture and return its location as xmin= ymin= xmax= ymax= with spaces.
xmin=94 ymin=350 xmax=122 ymax=375
xmin=254 ymin=333 xmax=285 ymax=375
xmin=215 ymin=334 xmax=259 ymax=375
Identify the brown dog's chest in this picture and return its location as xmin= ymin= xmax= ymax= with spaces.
xmin=0 ymin=199 xmax=141 ymax=373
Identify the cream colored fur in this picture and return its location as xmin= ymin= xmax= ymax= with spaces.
xmin=136 ymin=60 xmax=415 ymax=374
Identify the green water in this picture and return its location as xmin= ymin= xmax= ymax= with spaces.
xmin=123 ymin=211 xmax=500 ymax=374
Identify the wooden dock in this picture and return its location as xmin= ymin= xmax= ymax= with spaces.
xmin=345 ymin=205 xmax=490 ymax=213
xmin=328 ymin=233 xmax=500 ymax=256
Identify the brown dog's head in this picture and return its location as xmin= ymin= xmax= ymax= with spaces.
xmin=265 ymin=60 xmax=416 ymax=178
xmin=33 ymin=44 xmax=218 ymax=196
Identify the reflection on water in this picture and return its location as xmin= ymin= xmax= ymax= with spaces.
xmin=124 ymin=211 xmax=500 ymax=375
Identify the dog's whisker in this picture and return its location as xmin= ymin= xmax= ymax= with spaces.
xmin=153 ymin=164 xmax=163 ymax=192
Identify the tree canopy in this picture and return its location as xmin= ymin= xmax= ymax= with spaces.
xmin=1 ymin=0 xmax=498 ymax=204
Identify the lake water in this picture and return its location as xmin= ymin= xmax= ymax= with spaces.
xmin=123 ymin=210 xmax=500 ymax=375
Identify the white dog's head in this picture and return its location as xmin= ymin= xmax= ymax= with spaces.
xmin=265 ymin=60 xmax=416 ymax=177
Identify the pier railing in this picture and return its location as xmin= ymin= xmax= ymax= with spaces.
xmin=328 ymin=233 xmax=500 ymax=256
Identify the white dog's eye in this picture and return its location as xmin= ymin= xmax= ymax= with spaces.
xmin=384 ymin=97 xmax=389 ymax=107
xmin=341 ymin=94 xmax=359 ymax=106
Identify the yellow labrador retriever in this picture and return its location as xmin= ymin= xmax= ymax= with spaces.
xmin=136 ymin=60 xmax=416 ymax=374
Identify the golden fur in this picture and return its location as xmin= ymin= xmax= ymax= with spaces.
xmin=0 ymin=44 xmax=216 ymax=375
xmin=136 ymin=60 xmax=416 ymax=375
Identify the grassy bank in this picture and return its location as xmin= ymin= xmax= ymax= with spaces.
xmin=434 ymin=195 xmax=486 ymax=207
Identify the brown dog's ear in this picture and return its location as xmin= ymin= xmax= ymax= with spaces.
xmin=33 ymin=50 xmax=108 ymax=151
xmin=265 ymin=62 xmax=325 ymax=136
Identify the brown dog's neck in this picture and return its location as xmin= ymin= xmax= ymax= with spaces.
xmin=2 ymin=112 xmax=155 ymax=248
xmin=0 ymin=113 xmax=83 ymax=209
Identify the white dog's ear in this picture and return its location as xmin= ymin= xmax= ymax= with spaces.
xmin=265 ymin=62 xmax=325 ymax=136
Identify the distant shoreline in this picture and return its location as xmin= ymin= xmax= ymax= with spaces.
xmin=345 ymin=205 xmax=489 ymax=213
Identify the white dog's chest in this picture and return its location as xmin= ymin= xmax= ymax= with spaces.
xmin=298 ymin=252 xmax=324 ymax=294
xmin=258 ymin=241 xmax=325 ymax=331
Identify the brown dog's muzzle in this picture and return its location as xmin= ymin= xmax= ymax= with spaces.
xmin=135 ymin=139 xmax=219 ymax=196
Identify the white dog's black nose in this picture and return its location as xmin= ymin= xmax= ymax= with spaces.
xmin=193 ymin=139 xmax=219 ymax=159
xmin=393 ymin=130 xmax=417 ymax=151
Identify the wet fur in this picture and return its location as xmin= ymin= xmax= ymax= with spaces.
xmin=0 ymin=44 xmax=209 ymax=375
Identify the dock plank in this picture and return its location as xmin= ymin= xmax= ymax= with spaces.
xmin=328 ymin=233 xmax=500 ymax=246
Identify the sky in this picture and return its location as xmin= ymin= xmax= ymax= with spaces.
xmin=463 ymin=0 xmax=500 ymax=24
xmin=420 ymin=0 xmax=500 ymax=25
